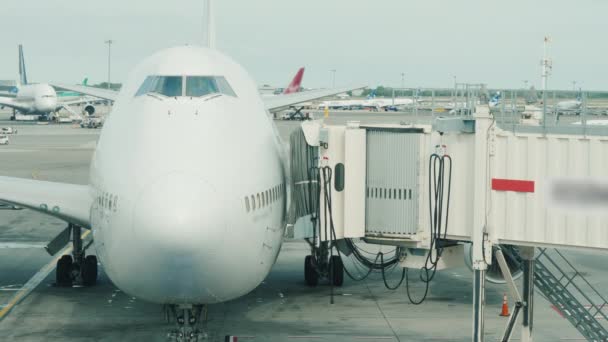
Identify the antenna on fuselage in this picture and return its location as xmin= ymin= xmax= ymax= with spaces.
xmin=204 ymin=0 xmax=216 ymax=49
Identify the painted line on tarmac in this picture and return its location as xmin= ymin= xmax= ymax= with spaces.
xmin=352 ymin=337 xmax=395 ymax=340
xmin=0 ymin=230 xmax=90 ymax=321
xmin=287 ymin=336 xmax=323 ymax=339
xmin=0 ymin=150 xmax=35 ymax=153
xmin=0 ymin=285 xmax=22 ymax=291
xmin=0 ymin=242 xmax=46 ymax=249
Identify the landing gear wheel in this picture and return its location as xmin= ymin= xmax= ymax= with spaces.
xmin=304 ymin=255 xmax=318 ymax=287
xmin=81 ymin=255 xmax=98 ymax=286
xmin=56 ymin=255 xmax=73 ymax=287
xmin=330 ymin=255 xmax=344 ymax=287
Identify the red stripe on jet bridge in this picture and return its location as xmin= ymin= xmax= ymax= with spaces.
xmin=491 ymin=178 xmax=535 ymax=193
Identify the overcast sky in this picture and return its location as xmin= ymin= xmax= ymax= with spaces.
xmin=2 ymin=0 xmax=606 ymax=90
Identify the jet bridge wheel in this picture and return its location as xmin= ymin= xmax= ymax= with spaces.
xmin=81 ymin=255 xmax=98 ymax=286
xmin=304 ymin=255 xmax=318 ymax=287
xmin=330 ymin=255 xmax=344 ymax=287
xmin=56 ymin=255 xmax=73 ymax=287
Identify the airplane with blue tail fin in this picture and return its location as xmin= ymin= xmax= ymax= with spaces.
xmin=0 ymin=45 xmax=103 ymax=118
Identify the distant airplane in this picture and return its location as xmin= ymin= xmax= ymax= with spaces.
xmin=555 ymin=90 xmax=582 ymax=114
xmin=263 ymin=67 xmax=305 ymax=97
xmin=488 ymin=91 xmax=501 ymax=107
xmin=361 ymin=89 xmax=416 ymax=110
xmin=56 ymin=78 xmax=88 ymax=98
xmin=319 ymin=88 xmax=421 ymax=111
xmin=283 ymin=67 xmax=304 ymax=94
xmin=336 ymin=93 xmax=350 ymax=99
xmin=0 ymin=45 xmax=100 ymax=119
xmin=0 ymin=44 xmax=363 ymax=335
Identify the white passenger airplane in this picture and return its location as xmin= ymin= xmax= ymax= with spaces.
xmin=320 ymin=88 xmax=417 ymax=111
xmin=0 ymin=44 xmax=362 ymax=334
xmin=555 ymin=91 xmax=582 ymax=114
xmin=0 ymin=45 xmax=100 ymax=119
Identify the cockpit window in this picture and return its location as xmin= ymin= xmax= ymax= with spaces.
xmin=135 ymin=75 xmax=236 ymax=98
xmin=185 ymin=76 xmax=237 ymax=97
xmin=186 ymin=77 xmax=219 ymax=97
xmin=136 ymin=76 xmax=183 ymax=97
xmin=215 ymin=76 xmax=237 ymax=97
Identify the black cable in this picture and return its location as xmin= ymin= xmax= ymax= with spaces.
xmin=319 ymin=166 xmax=400 ymax=283
xmin=404 ymin=152 xmax=452 ymax=305
xmin=380 ymin=252 xmax=406 ymax=290
xmin=405 ymin=268 xmax=430 ymax=305
xmin=309 ymin=163 xmax=409 ymax=303
xmin=321 ymin=166 xmax=335 ymax=304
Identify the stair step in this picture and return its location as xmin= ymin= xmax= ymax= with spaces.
xmin=534 ymin=248 xmax=608 ymax=341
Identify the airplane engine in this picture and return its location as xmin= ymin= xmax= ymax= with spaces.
xmin=83 ymin=105 xmax=96 ymax=116
xmin=464 ymin=243 xmax=523 ymax=284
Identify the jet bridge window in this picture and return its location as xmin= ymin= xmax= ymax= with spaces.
xmin=136 ymin=76 xmax=183 ymax=97
xmin=185 ymin=76 xmax=237 ymax=97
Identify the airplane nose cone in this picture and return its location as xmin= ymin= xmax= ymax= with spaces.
xmin=36 ymin=97 xmax=56 ymax=112
xmin=132 ymin=172 xmax=227 ymax=253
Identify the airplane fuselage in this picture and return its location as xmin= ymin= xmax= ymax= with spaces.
xmin=87 ymin=46 xmax=287 ymax=305
xmin=556 ymin=100 xmax=582 ymax=111
xmin=13 ymin=83 xmax=58 ymax=114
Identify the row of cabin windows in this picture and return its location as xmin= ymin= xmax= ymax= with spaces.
xmin=366 ymin=187 xmax=413 ymax=200
xmin=244 ymin=183 xmax=285 ymax=213
xmin=97 ymin=192 xmax=118 ymax=212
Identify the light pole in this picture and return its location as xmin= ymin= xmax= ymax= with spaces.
xmin=105 ymin=40 xmax=113 ymax=90
xmin=401 ymin=73 xmax=405 ymax=96
xmin=330 ymin=69 xmax=336 ymax=88
xmin=523 ymin=80 xmax=529 ymax=89
xmin=572 ymin=81 xmax=576 ymax=91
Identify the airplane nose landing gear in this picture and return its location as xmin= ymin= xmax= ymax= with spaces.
xmin=166 ymin=304 xmax=208 ymax=341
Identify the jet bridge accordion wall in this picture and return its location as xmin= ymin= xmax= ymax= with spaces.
xmin=365 ymin=129 xmax=421 ymax=237
xmin=309 ymin=124 xmax=429 ymax=244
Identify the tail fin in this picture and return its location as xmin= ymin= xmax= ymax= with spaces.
xmin=283 ymin=67 xmax=305 ymax=94
xmin=367 ymin=88 xmax=377 ymax=99
xmin=18 ymin=44 xmax=28 ymax=86
xmin=489 ymin=91 xmax=501 ymax=107
xmin=82 ymin=78 xmax=89 ymax=86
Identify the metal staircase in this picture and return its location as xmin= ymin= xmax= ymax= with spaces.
xmin=535 ymin=248 xmax=608 ymax=341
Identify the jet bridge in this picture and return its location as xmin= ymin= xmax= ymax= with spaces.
xmin=290 ymin=105 xmax=608 ymax=341
xmin=292 ymin=106 xmax=608 ymax=250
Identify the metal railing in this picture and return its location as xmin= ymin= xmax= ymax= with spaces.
xmin=535 ymin=248 xmax=608 ymax=341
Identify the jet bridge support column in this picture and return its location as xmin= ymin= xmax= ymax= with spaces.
xmin=471 ymin=106 xmax=493 ymax=342
xmin=472 ymin=269 xmax=486 ymax=342
xmin=520 ymin=247 xmax=535 ymax=342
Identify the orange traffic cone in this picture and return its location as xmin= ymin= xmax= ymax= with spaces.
xmin=500 ymin=293 xmax=510 ymax=317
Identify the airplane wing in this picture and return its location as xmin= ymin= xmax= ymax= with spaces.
xmin=52 ymin=84 xmax=118 ymax=102
xmin=0 ymin=97 xmax=30 ymax=112
xmin=264 ymin=85 xmax=366 ymax=113
xmin=0 ymin=176 xmax=92 ymax=228
xmin=58 ymin=96 xmax=101 ymax=108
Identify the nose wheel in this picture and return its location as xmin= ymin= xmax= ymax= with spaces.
xmin=166 ymin=305 xmax=208 ymax=341
xmin=55 ymin=225 xmax=97 ymax=287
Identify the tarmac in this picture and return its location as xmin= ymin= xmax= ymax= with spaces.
xmin=0 ymin=109 xmax=605 ymax=341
